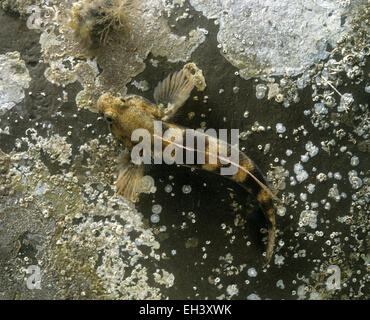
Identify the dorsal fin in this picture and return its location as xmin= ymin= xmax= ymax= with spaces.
xmin=153 ymin=70 xmax=194 ymax=111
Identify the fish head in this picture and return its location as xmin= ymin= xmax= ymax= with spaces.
xmin=97 ymin=92 xmax=125 ymax=124
xmin=97 ymin=92 xmax=134 ymax=141
xmin=97 ymin=93 xmax=155 ymax=145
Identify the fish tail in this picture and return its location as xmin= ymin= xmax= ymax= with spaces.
xmin=256 ymin=188 xmax=276 ymax=263
xmin=231 ymin=156 xmax=277 ymax=263
xmin=166 ymin=129 xmax=277 ymax=263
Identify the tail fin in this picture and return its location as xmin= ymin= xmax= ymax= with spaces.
xmin=256 ymin=189 xmax=276 ymax=263
xmin=230 ymin=156 xmax=277 ymax=263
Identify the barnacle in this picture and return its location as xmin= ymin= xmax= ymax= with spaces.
xmin=69 ymin=0 xmax=134 ymax=55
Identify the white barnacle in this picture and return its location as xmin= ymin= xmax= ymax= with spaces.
xmin=152 ymin=204 xmax=162 ymax=214
xmin=275 ymin=93 xmax=284 ymax=103
xmin=182 ymin=185 xmax=192 ymax=194
xmin=350 ymin=156 xmax=359 ymax=166
xmin=247 ymin=268 xmax=257 ymax=277
xmin=255 ymin=84 xmax=267 ymax=99
xmin=276 ymin=123 xmax=286 ymax=134
xmin=239 ymin=131 xmax=248 ymax=141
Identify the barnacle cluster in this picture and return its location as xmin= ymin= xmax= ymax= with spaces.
xmin=252 ymin=2 xmax=369 ymax=111
xmin=189 ymin=0 xmax=366 ymax=79
xmin=69 ymin=0 xmax=134 ymax=55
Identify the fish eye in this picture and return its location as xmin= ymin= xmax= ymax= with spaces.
xmin=120 ymin=95 xmax=133 ymax=104
xmin=104 ymin=115 xmax=113 ymax=123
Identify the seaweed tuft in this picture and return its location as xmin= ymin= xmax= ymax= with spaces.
xmin=69 ymin=0 xmax=134 ymax=56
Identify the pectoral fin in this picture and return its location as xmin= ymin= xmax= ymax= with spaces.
xmin=115 ymin=152 xmax=144 ymax=202
xmin=153 ymin=69 xmax=194 ymax=121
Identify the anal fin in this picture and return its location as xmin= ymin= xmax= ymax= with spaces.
xmin=115 ymin=152 xmax=144 ymax=203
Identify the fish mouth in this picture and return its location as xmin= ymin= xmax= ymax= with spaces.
xmin=104 ymin=114 xmax=113 ymax=123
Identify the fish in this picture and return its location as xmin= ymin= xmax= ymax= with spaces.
xmin=97 ymin=65 xmax=278 ymax=263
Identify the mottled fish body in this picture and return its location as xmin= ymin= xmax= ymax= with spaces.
xmin=98 ymin=65 xmax=277 ymax=262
